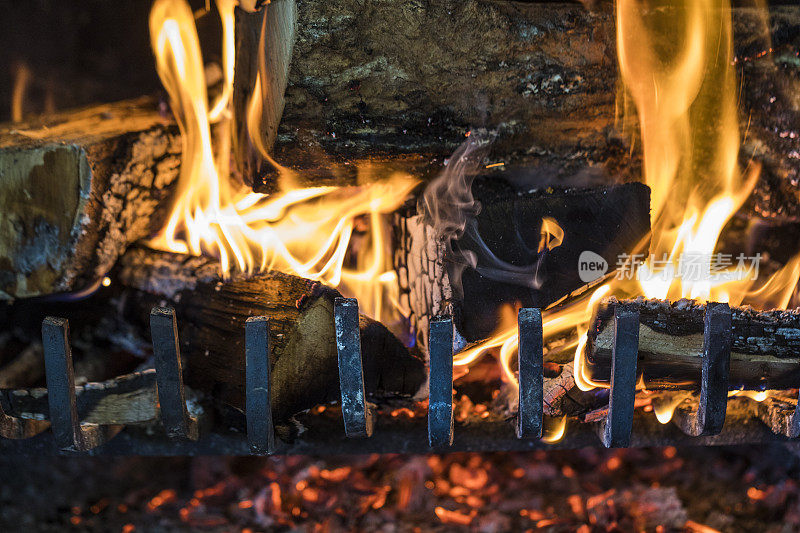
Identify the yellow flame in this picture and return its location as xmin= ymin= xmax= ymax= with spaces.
xmin=538 ymin=217 xmax=565 ymax=253
xmin=729 ymin=389 xmax=768 ymax=402
xmin=541 ymin=416 xmax=567 ymax=444
xmin=453 ymin=0 xmax=800 ymax=400
xmin=207 ymin=0 xmax=235 ymax=122
xmin=148 ymin=0 xmax=417 ymax=323
xmin=652 ymin=392 xmax=692 ymax=424
xmin=11 ymin=62 xmax=31 ymax=123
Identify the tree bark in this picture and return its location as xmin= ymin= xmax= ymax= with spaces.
xmin=585 ymin=297 xmax=800 ymax=390
xmin=116 ymin=247 xmax=426 ymax=421
xmin=235 ymin=0 xmax=800 ymax=219
xmin=0 ymin=97 xmax=180 ymax=300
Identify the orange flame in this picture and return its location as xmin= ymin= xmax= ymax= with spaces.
xmin=453 ymin=0 xmax=800 ymax=405
xmin=148 ymin=0 xmax=417 ymax=322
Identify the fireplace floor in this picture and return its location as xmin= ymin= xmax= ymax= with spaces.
xmin=2 ymin=445 xmax=799 ymax=532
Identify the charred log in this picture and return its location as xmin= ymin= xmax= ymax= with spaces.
xmin=234 ymin=0 xmax=800 ymax=218
xmin=116 ymin=247 xmax=426 ymax=421
xmin=585 ymin=297 xmax=800 ymax=390
xmin=0 ymin=97 xmax=180 ymax=300
xmin=395 ymin=181 xmax=651 ymax=344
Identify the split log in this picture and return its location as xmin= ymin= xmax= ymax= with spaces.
xmin=585 ymin=297 xmax=800 ymax=390
xmin=395 ymin=179 xmax=651 ymax=345
xmin=116 ymin=247 xmax=426 ymax=421
xmin=0 ymin=97 xmax=180 ymax=300
xmin=1 ymin=370 xmax=158 ymax=425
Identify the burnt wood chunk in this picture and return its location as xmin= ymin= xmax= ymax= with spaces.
xmin=396 ymin=181 xmax=651 ymax=343
xmin=755 ymin=394 xmax=800 ymax=439
xmin=334 ymin=298 xmax=374 ymax=438
xmin=586 ymin=297 xmax=800 ymax=390
xmin=245 ymin=317 xmax=276 ymax=454
xmin=150 ymin=307 xmax=199 ymax=441
xmin=517 ymin=308 xmax=543 ymax=439
xmin=43 ymin=316 xmax=121 ymax=451
xmin=0 ymin=98 xmax=180 ymax=299
xmin=600 ymin=304 xmax=639 ymax=448
xmin=428 ymin=316 xmax=454 ymax=449
xmin=118 ymin=248 xmax=426 ymax=424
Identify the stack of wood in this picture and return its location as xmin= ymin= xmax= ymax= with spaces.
xmin=2 ymin=0 xmax=800 ymax=431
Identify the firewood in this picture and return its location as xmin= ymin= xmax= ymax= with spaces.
xmin=232 ymin=0 xmax=296 ymax=176
xmin=234 ymin=0 xmax=630 ymax=186
xmin=395 ymin=180 xmax=651 ymax=345
xmin=234 ymin=0 xmax=800 ymax=216
xmin=116 ymin=247 xmax=426 ymax=421
xmin=1 ymin=370 xmax=157 ymax=426
xmin=585 ymin=297 xmax=800 ymax=390
xmin=0 ymin=97 xmax=180 ymax=300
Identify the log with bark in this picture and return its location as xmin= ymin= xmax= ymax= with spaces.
xmin=1 ymin=370 xmax=159 ymax=426
xmin=585 ymin=297 xmax=800 ymax=391
xmin=0 ymin=97 xmax=180 ymax=300
xmin=115 ymin=247 xmax=426 ymax=423
xmin=234 ymin=0 xmax=800 ymax=221
xmin=395 ymin=176 xmax=651 ymax=345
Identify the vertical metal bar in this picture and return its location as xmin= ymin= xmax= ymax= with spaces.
xmin=601 ymin=304 xmax=639 ymax=448
xmin=334 ymin=298 xmax=373 ymax=438
xmin=517 ymin=308 xmax=543 ymax=439
xmin=42 ymin=317 xmax=82 ymax=450
xmin=693 ymin=302 xmax=732 ymax=436
xmin=150 ymin=307 xmax=198 ymax=440
xmin=428 ymin=316 xmax=454 ymax=448
xmin=246 ymin=316 xmax=276 ymax=453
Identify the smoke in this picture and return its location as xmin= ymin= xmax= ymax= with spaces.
xmin=417 ymin=131 xmax=560 ymax=298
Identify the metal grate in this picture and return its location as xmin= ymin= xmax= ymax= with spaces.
xmin=1 ymin=299 xmax=799 ymax=454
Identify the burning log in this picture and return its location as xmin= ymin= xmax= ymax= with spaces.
xmin=116 ymin=247 xmax=426 ymax=422
xmin=395 ymin=179 xmax=651 ymax=344
xmin=585 ymin=297 xmax=800 ymax=390
xmin=0 ymin=97 xmax=180 ymax=300
xmin=233 ymin=0 xmax=800 ymax=218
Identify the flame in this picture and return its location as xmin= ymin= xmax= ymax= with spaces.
xmin=652 ymin=393 xmax=692 ymax=424
xmin=11 ymin=62 xmax=31 ymax=122
xmin=538 ymin=217 xmax=564 ymax=253
xmin=541 ymin=416 xmax=567 ymax=444
xmin=452 ymin=0 xmax=800 ymax=409
xmin=729 ymin=389 xmax=768 ymax=402
xmin=148 ymin=0 xmax=417 ymax=322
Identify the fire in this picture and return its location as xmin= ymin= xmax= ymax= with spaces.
xmin=148 ymin=0 xmax=417 ymax=322
xmin=149 ymin=0 xmax=800 ymax=440
xmin=451 ymin=0 xmax=800 ymax=435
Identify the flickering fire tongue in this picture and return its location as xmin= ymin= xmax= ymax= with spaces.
xmin=434 ymin=0 xmax=800 ymax=419
xmin=142 ymin=0 xmax=800 ymax=442
xmin=148 ymin=0 xmax=417 ymax=324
